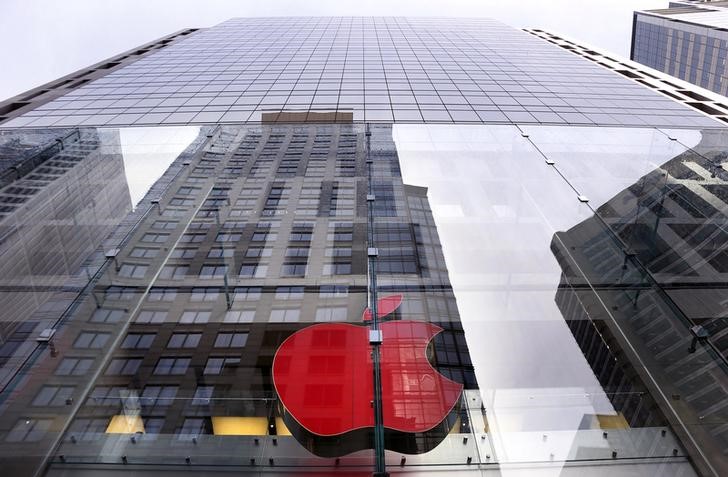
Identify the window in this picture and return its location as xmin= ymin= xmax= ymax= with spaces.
xmin=281 ymin=263 xmax=307 ymax=277
xmin=169 ymin=198 xmax=193 ymax=206
xmin=401 ymin=299 xmax=425 ymax=316
xmin=66 ymin=418 xmax=107 ymax=442
xmin=210 ymin=187 xmax=230 ymax=197
xmin=197 ymin=209 xmax=219 ymax=218
xmin=325 ymin=247 xmax=352 ymax=257
xmin=162 ymin=208 xmax=186 ymax=217
xmin=180 ymin=233 xmax=206 ymax=243
xmin=257 ymin=220 xmax=280 ymax=229
xmin=265 ymin=197 xmax=288 ymax=207
xmin=90 ymin=308 xmax=124 ymax=323
xmin=229 ymin=208 xmax=250 ymax=217
xmin=136 ymin=310 xmax=168 ymax=323
xmin=239 ymin=264 xmax=267 ymax=278
xmin=152 ymin=220 xmax=178 ymax=230
xmin=0 ymin=340 xmax=21 ymax=360
xmin=147 ymin=288 xmax=177 ymax=302
xmin=289 ymin=231 xmax=313 ymax=242
xmin=222 ymin=221 xmax=246 ymax=230
xmin=192 ymin=386 xmax=214 ymax=405
xmin=168 ymin=333 xmax=202 ymax=348
xmin=73 ymin=332 xmax=110 ymax=349
xmin=241 ymin=187 xmax=262 ymax=197
xmin=204 ymin=357 xmax=241 ymax=375
xmin=224 ymin=310 xmax=255 ymax=323
xmin=200 ymin=264 xmax=228 ymax=279
xmin=327 ymin=231 xmax=352 ymax=242
xmin=285 ymin=247 xmax=310 ymax=257
xmin=121 ymin=333 xmax=156 ymax=349
xmin=319 ymin=285 xmax=348 ymax=298
xmin=141 ymin=233 xmax=169 ymax=243
xmin=214 ymin=332 xmax=249 ymax=348
xmin=144 ymin=418 xmax=165 ymax=438
xmin=275 ymin=286 xmax=304 ymax=299
xmin=371 ymin=182 xmax=397 ymax=216
xmin=177 ymin=186 xmax=200 ymax=195
xmin=171 ymin=248 xmax=196 ymax=259
xmin=251 ymin=232 xmax=276 ymax=242
xmin=315 ymin=307 xmax=348 ymax=322
xmin=378 ymin=259 xmax=417 ymax=274
xmin=56 ymin=358 xmax=94 ymax=376
xmin=245 ymin=247 xmax=272 ymax=257
xmin=88 ymin=386 xmax=127 ymax=406
xmin=141 ymin=386 xmax=178 ymax=406
xmin=176 ymin=418 xmax=211 ymax=440
xmin=32 ymin=386 xmax=74 ymax=406
xmin=130 ymin=247 xmax=158 ymax=258
xmin=190 ymin=288 xmax=219 ymax=302
xmin=215 ymin=232 xmax=241 ymax=243
xmin=208 ymin=248 xmax=234 ymax=258
xmin=179 ymin=310 xmax=211 ymax=324
xmin=233 ymin=287 xmax=261 ymax=301
xmin=6 ymin=418 xmax=52 ymax=442
xmin=105 ymin=358 xmax=143 ymax=376
xmin=373 ymin=225 xmax=410 ymax=243
xmin=189 ymin=221 xmax=212 ymax=230
xmin=154 ymin=357 xmax=191 ymax=375
xmin=105 ymin=286 xmax=135 ymax=301
xmin=323 ymin=263 xmax=352 ymax=275
xmin=235 ymin=198 xmax=257 ymax=207
xmin=160 ymin=265 xmax=188 ymax=280
xmin=269 ymin=308 xmax=301 ymax=323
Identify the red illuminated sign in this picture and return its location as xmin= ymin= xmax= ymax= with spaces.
xmin=272 ymin=296 xmax=463 ymax=457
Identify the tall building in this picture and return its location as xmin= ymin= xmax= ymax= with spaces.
xmin=0 ymin=16 xmax=726 ymax=477
xmin=632 ymin=1 xmax=728 ymax=96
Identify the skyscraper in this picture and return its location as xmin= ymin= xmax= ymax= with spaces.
xmin=632 ymin=1 xmax=728 ymax=95
xmin=0 ymin=16 xmax=726 ymax=477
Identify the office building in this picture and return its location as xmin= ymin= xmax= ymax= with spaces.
xmin=0 ymin=16 xmax=726 ymax=477
xmin=633 ymin=1 xmax=728 ymax=96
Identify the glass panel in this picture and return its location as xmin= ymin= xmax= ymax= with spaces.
xmin=393 ymin=123 xmax=727 ymax=476
xmin=0 ymin=126 xmax=203 ymax=474
xmin=0 ymin=122 xmax=724 ymax=476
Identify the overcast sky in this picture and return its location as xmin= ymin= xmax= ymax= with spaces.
xmin=0 ymin=0 xmax=667 ymax=102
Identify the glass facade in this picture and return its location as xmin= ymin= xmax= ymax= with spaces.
xmin=0 ymin=16 xmax=726 ymax=477
xmin=0 ymin=17 xmax=718 ymax=129
xmin=633 ymin=9 xmax=728 ymax=96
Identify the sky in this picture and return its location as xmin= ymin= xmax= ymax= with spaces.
xmin=0 ymin=0 xmax=668 ymax=103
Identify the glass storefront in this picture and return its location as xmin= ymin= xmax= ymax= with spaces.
xmin=0 ymin=122 xmax=725 ymax=476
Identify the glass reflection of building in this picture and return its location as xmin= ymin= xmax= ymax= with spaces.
xmin=551 ymin=129 xmax=728 ymax=477
xmin=0 ymin=15 xmax=726 ymax=477
xmin=0 ymin=122 xmax=478 ymax=475
xmin=0 ymin=128 xmax=131 ymax=378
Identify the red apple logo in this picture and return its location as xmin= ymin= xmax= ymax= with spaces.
xmin=272 ymin=295 xmax=463 ymax=457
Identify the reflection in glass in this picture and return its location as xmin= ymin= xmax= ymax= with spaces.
xmin=0 ymin=122 xmax=725 ymax=476
xmin=394 ymin=124 xmax=723 ymax=475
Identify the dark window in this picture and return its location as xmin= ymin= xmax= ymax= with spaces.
xmin=168 ymin=333 xmax=202 ymax=348
xmin=105 ymin=358 xmax=142 ymax=376
xmin=154 ymin=357 xmax=191 ymax=375
xmin=121 ymin=333 xmax=156 ymax=349
xmin=214 ymin=332 xmax=249 ymax=348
